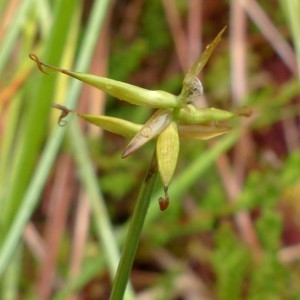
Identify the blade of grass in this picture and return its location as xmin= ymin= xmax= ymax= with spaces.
xmin=35 ymin=0 xmax=52 ymax=36
xmin=280 ymin=0 xmax=300 ymax=77
xmin=3 ymin=0 xmax=79 ymax=234
xmin=239 ymin=0 xmax=297 ymax=74
xmin=69 ymin=120 xmax=136 ymax=300
xmin=0 ymin=0 xmax=33 ymax=73
xmin=53 ymin=255 xmax=106 ymax=300
xmin=0 ymin=0 xmax=111 ymax=278
xmin=0 ymin=244 xmax=21 ymax=299
xmin=0 ymin=94 xmax=22 ymax=196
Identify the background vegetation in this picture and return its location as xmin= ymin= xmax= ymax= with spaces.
xmin=1 ymin=0 xmax=300 ymax=299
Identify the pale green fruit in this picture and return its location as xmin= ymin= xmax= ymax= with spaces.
xmin=156 ymin=121 xmax=179 ymax=188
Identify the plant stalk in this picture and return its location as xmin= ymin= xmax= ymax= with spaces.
xmin=109 ymin=151 xmax=158 ymax=300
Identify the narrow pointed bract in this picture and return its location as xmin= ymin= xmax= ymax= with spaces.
xmin=179 ymin=26 xmax=226 ymax=104
xmin=185 ymin=26 xmax=226 ymax=78
xmin=122 ymin=109 xmax=172 ymax=158
xmin=178 ymin=123 xmax=231 ymax=140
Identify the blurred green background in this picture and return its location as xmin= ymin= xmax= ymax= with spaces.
xmin=1 ymin=0 xmax=300 ymax=299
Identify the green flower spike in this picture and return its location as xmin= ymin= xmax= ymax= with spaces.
xmin=30 ymin=27 xmax=251 ymax=210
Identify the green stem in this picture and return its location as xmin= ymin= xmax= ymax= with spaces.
xmin=110 ymin=151 xmax=158 ymax=300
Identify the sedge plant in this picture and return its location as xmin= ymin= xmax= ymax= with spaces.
xmin=30 ymin=27 xmax=250 ymax=299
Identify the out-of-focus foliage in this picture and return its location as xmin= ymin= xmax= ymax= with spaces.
xmin=1 ymin=0 xmax=300 ymax=299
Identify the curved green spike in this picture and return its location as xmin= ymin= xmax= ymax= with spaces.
xmin=177 ymin=104 xmax=236 ymax=124
xmin=29 ymin=54 xmax=178 ymax=108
